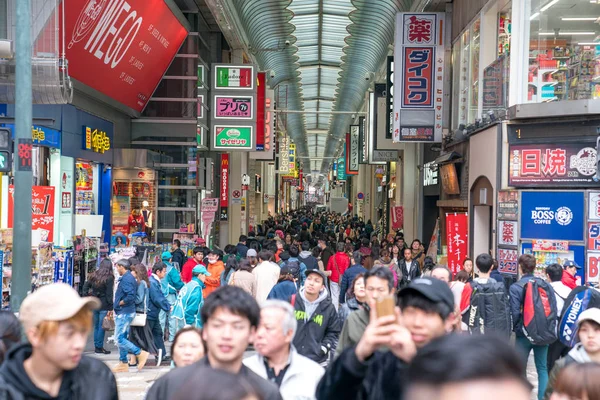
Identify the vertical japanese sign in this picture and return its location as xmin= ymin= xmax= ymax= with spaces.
xmin=358 ymin=117 xmax=367 ymax=164
xmin=337 ymin=146 xmax=347 ymax=181
xmin=498 ymin=220 xmax=518 ymax=247
xmin=393 ymin=13 xmax=445 ymax=143
xmin=256 ymin=72 xmax=266 ymax=150
xmin=8 ymin=185 xmax=56 ymax=242
xmin=346 ymin=131 xmax=359 ymax=175
xmin=445 ymin=213 xmax=468 ymax=275
xmin=220 ymin=154 xmax=229 ymax=221
xmin=391 ymin=206 xmax=404 ymax=230
xmin=498 ymin=248 xmax=519 ymax=275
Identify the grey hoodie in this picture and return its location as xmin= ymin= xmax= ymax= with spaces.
xmin=299 ymin=250 xmax=313 ymax=258
xmin=567 ymin=343 xmax=592 ymax=363
xmin=299 ymin=286 xmax=328 ymax=321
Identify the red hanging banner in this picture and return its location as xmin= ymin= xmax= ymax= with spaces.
xmin=445 ymin=213 xmax=468 ymax=276
xmin=256 ymin=72 xmax=266 ymax=150
xmin=220 ymin=154 xmax=229 ymax=221
xmin=391 ymin=206 xmax=404 ymax=230
xmin=8 ymin=185 xmax=56 ymax=242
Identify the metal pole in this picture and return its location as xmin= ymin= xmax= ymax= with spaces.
xmin=12 ymin=0 xmax=33 ymax=311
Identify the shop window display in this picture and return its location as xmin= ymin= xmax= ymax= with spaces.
xmin=524 ymin=0 xmax=600 ymax=103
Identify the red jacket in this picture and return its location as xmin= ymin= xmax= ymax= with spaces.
xmin=326 ymin=252 xmax=350 ymax=284
xmin=181 ymin=258 xmax=203 ymax=283
xmin=561 ymin=270 xmax=577 ymax=290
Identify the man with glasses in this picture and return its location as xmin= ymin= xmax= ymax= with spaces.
xmin=336 ymin=267 xmax=395 ymax=356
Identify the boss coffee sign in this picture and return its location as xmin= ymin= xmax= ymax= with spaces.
xmin=521 ymin=191 xmax=584 ymax=241
xmin=509 ymin=143 xmax=599 ymax=187
xmin=59 ymin=0 xmax=188 ymax=112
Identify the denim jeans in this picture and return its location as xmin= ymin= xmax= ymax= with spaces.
xmin=515 ymin=336 xmax=548 ymax=400
xmin=92 ymin=310 xmax=108 ymax=349
xmin=148 ymin=318 xmax=166 ymax=356
xmin=115 ymin=312 xmax=141 ymax=363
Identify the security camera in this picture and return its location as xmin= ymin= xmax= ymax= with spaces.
xmin=269 ymin=70 xmax=276 ymax=79
xmin=284 ymin=40 xmax=291 ymax=47
xmin=364 ymin=72 xmax=373 ymax=81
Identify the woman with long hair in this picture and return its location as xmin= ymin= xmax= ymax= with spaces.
xmin=267 ymin=266 xmax=298 ymax=303
xmin=338 ymin=274 xmax=366 ymax=324
xmin=228 ymin=259 xmax=256 ymax=297
xmin=362 ymin=255 xmax=374 ymax=271
xmin=390 ymin=244 xmax=401 ymax=265
xmin=129 ymin=263 xmax=158 ymax=366
xmin=83 ymin=258 xmax=114 ymax=354
xmin=220 ymin=256 xmax=239 ymax=287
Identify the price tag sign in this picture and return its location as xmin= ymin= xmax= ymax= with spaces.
xmin=17 ymin=138 xmax=33 ymax=172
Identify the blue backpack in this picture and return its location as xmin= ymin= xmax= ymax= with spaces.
xmin=559 ymin=286 xmax=600 ymax=347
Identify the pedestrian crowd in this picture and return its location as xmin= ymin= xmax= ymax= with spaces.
xmin=0 ymin=207 xmax=599 ymax=400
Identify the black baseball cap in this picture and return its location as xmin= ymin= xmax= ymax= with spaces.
xmin=305 ymin=269 xmax=327 ymax=282
xmin=398 ymin=277 xmax=455 ymax=311
xmin=563 ymin=260 xmax=582 ymax=270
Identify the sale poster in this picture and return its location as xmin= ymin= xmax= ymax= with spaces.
xmin=446 ymin=213 xmax=468 ymax=275
xmin=587 ymin=252 xmax=600 ymax=283
xmin=8 ymin=185 xmax=56 ymax=242
xmin=588 ymin=222 xmax=600 ymax=251
xmin=75 ymin=162 xmax=93 ymax=190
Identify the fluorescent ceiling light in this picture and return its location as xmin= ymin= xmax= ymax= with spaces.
xmin=578 ymin=42 xmax=600 ymax=45
xmin=539 ymin=31 xmax=596 ymax=35
xmin=541 ymin=0 xmax=559 ymax=11
xmin=561 ymin=17 xmax=598 ymax=21
xmin=530 ymin=12 xmax=540 ymax=20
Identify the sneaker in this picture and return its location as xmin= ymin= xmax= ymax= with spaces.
xmin=156 ymin=349 xmax=163 ymax=367
xmin=136 ymin=350 xmax=150 ymax=371
xmin=112 ymin=362 xmax=129 ymax=373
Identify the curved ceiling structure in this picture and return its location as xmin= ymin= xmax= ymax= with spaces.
xmin=224 ymin=0 xmax=409 ymax=176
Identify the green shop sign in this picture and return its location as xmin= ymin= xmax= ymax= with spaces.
xmin=213 ymin=125 xmax=253 ymax=150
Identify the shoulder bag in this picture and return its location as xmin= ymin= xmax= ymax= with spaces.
xmin=130 ymin=294 xmax=147 ymax=327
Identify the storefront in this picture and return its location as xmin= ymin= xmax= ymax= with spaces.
xmin=504 ymin=120 xmax=600 ymax=284
xmin=422 ymin=144 xmax=441 ymax=251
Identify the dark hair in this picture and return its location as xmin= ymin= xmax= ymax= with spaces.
xmin=171 ymin=327 xmax=204 ymax=367
xmin=348 ymin=273 xmax=365 ymax=300
xmin=0 ymin=311 xmax=21 ymax=363
xmin=454 ymin=270 xmax=470 ymax=282
xmin=171 ymin=368 xmax=262 ymax=400
xmin=236 ymin=259 xmax=254 ymax=273
xmin=407 ymin=334 xmax=530 ymax=395
xmin=364 ymin=266 xmax=394 ymax=291
xmin=258 ymin=250 xmax=273 ymax=262
xmin=398 ymin=290 xmax=452 ymax=320
xmin=311 ymin=246 xmax=322 ymax=258
xmin=462 ymin=257 xmax=472 ymax=266
xmin=352 ymin=251 xmax=363 ymax=265
xmin=475 ymin=253 xmax=494 ymax=273
xmin=193 ymin=246 xmax=204 ymax=256
xmin=133 ymin=264 xmax=150 ymax=287
xmin=249 ymin=241 xmax=260 ymax=251
xmin=223 ymin=257 xmax=239 ymax=280
xmin=89 ymin=258 xmax=113 ymax=286
xmin=403 ymin=247 xmax=412 ymax=256
xmin=289 ymin=244 xmax=300 ymax=258
xmin=546 ymin=263 xmax=563 ymax=282
xmin=362 ymin=255 xmax=374 ymax=270
xmin=239 ymin=235 xmax=248 ymax=243
xmin=301 ymin=241 xmax=311 ymax=251
xmin=152 ymin=261 xmax=167 ymax=274
xmin=336 ymin=242 xmax=345 ymax=253
xmin=361 ymin=238 xmax=370 ymax=248
xmin=379 ymin=248 xmax=390 ymax=258
xmin=116 ymin=259 xmax=131 ymax=271
xmin=554 ymin=363 xmax=600 ymax=400
xmin=422 ymin=256 xmax=435 ymax=272
xmin=518 ymin=254 xmax=536 ymax=275
xmin=173 ymin=239 xmax=181 ymax=248
xmin=224 ymin=244 xmax=236 ymax=255
xmin=201 ymin=286 xmax=260 ymax=328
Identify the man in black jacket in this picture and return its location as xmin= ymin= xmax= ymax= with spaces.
xmin=293 ymin=269 xmax=341 ymax=365
xmin=0 ymin=283 xmax=118 ymax=400
xmin=147 ymin=286 xmax=282 ymax=400
xmin=316 ymin=277 xmax=456 ymax=400
xmin=400 ymin=248 xmax=421 ymax=287
xmin=171 ymin=239 xmax=186 ymax=269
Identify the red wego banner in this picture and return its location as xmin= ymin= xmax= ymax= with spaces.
xmin=256 ymin=72 xmax=266 ymax=150
xmin=446 ymin=213 xmax=468 ymax=276
xmin=391 ymin=206 xmax=404 ymax=230
xmin=8 ymin=186 xmax=56 ymax=242
xmin=59 ymin=0 xmax=188 ymax=112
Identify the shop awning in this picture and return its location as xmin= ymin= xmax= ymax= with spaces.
xmin=433 ymin=151 xmax=462 ymax=166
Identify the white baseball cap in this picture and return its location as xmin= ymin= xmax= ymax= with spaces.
xmin=577 ymin=308 xmax=600 ymax=327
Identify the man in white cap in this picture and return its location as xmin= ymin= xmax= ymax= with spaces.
xmin=545 ymin=307 xmax=600 ymax=398
xmin=141 ymin=200 xmax=153 ymax=238
xmin=0 ymin=283 xmax=118 ymax=399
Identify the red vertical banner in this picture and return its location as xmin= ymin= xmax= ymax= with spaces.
xmin=256 ymin=72 xmax=266 ymax=151
xmin=8 ymin=185 xmax=56 ymax=241
xmin=391 ymin=206 xmax=404 ymax=230
xmin=220 ymin=154 xmax=229 ymax=221
xmin=445 ymin=213 xmax=468 ymax=276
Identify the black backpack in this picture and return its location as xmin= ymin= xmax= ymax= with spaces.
xmin=559 ymin=286 xmax=600 ymax=347
xmin=517 ymin=277 xmax=558 ymax=345
xmin=299 ymin=255 xmax=318 ymax=271
xmin=284 ymin=260 xmax=301 ymax=280
xmin=464 ymin=280 xmax=512 ymax=338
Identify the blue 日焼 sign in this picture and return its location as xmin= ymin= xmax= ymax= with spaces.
xmin=521 ymin=191 xmax=584 ymax=241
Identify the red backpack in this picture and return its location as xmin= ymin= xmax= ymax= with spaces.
xmin=519 ymin=278 xmax=558 ymax=345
